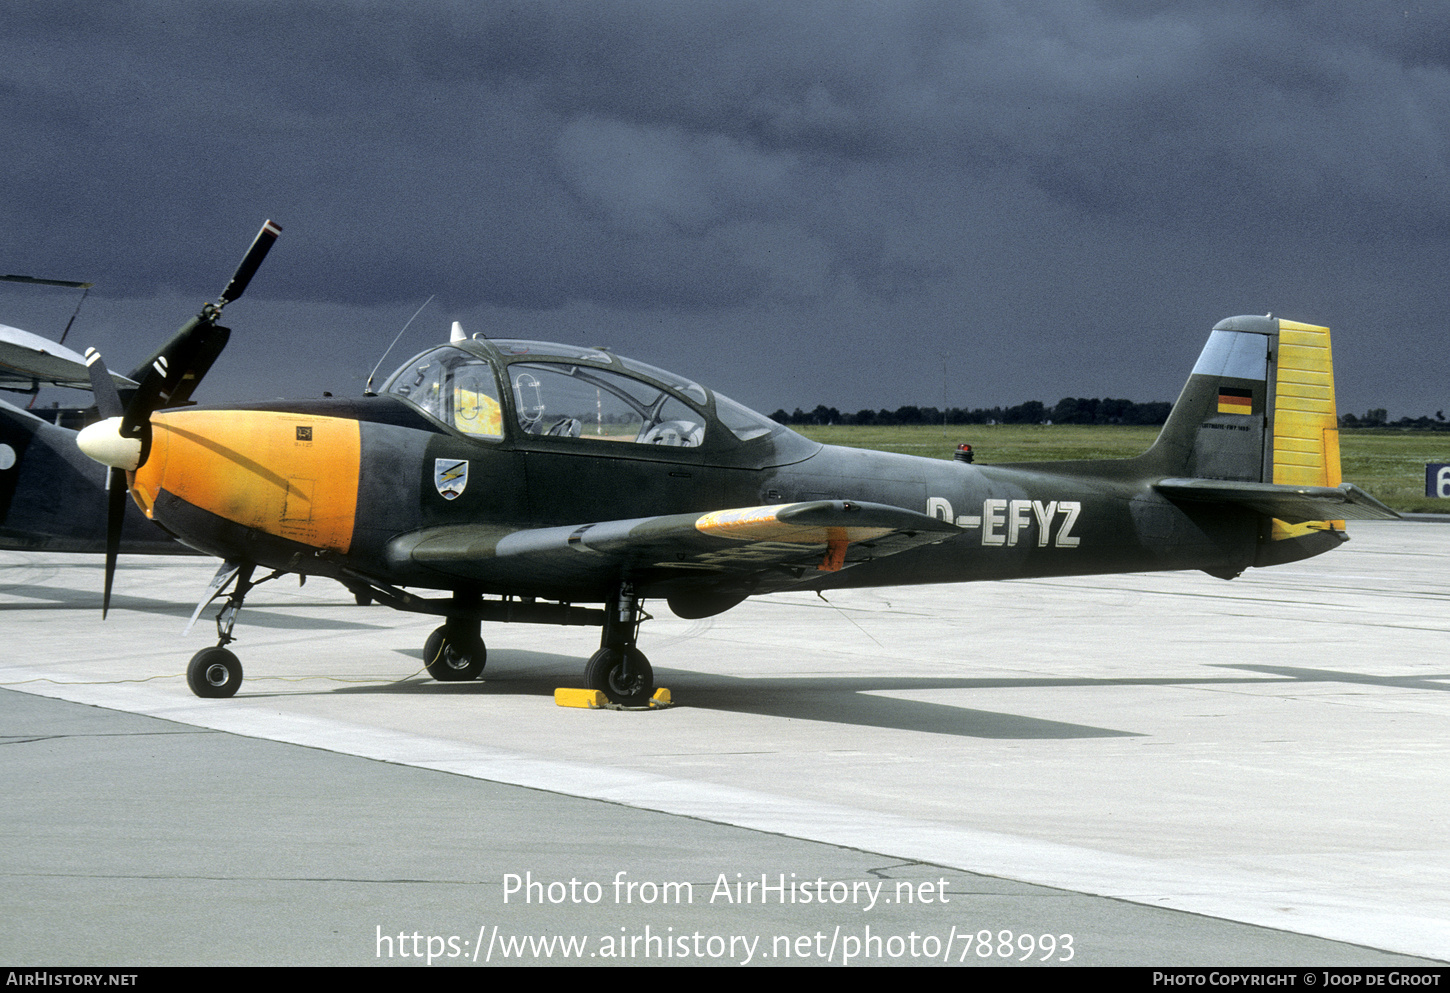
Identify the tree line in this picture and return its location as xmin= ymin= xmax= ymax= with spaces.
xmin=770 ymin=401 xmax=1450 ymax=430
xmin=769 ymin=397 xmax=1173 ymax=427
xmin=1339 ymin=409 xmax=1449 ymax=430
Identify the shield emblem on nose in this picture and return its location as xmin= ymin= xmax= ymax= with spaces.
xmin=434 ymin=458 xmax=468 ymax=500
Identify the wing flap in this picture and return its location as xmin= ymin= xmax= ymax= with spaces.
xmin=1155 ymin=478 xmax=1399 ymax=523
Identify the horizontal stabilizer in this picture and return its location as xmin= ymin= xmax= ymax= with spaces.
xmin=1155 ymin=478 xmax=1399 ymax=524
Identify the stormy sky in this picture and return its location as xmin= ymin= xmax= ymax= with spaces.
xmin=4 ymin=1 xmax=1448 ymax=420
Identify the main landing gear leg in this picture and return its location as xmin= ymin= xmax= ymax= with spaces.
xmin=186 ymin=563 xmax=256 ymax=699
xmin=424 ymin=592 xmax=487 ymax=682
xmin=585 ymin=582 xmax=654 ymax=706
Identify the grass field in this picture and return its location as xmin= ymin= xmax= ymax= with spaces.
xmin=790 ymin=424 xmax=1450 ymax=513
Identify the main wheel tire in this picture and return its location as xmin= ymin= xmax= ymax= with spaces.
xmin=187 ymin=647 xmax=243 ymax=699
xmin=424 ymin=626 xmax=487 ymax=681
xmin=585 ymin=647 xmax=654 ymax=706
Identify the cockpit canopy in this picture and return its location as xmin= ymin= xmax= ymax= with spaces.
xmin=380 ymin=338 xmax=781 ymax=450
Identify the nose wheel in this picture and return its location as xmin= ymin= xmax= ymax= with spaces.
xmin=183 ymin=562 xmax=271 ymax=699
xmin=187 ymin=647 xmax=243 ymax=698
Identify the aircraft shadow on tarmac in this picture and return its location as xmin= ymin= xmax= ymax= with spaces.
xmin=324 ymin=648 xmax=1165 ymax=740
xmin=315 ymin=653 xmax=1450 ymax=739
xmin=1217 ymin=663 xmax=1450 ymax=692
xmin=0 ymin=581 xmax=385 ymax=631
xmin=14 ymin=573 xmax=1445 ymax=737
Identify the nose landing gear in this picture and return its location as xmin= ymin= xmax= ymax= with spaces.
xmin=185 ymin=561 xmax=266 ymax=699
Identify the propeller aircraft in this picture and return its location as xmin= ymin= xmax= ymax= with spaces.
xmin=0 ymin=287 xmax=181 ymax=556
xmin=0 ymin=394 xmax=186 ymax=555
xmin=75 ymin=221 xmax=1398 ymax=704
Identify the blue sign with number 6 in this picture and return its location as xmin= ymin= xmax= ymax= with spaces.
xmin=1427 ymin=464 xmax=1450 ymax=498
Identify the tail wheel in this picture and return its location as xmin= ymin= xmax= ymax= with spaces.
xmin=187 ymin=647 xmax=243 ymax=699
xmin=586 ymin=647 xmax=654 ymax=706
xmin=424 ymin=626 xmax=486 ymax=681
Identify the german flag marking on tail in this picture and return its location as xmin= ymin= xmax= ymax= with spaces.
xmin=1217 ymin=387 xmax=1253 ymax=415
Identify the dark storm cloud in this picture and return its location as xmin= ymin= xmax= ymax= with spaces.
xmin=7 ymin=2 xmax=1446 ymax=300
xmin=3 ymin=1 xmax=1448 ymax=413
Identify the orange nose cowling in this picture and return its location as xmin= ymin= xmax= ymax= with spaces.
xmin=132 ymin=410 xmax=361 ymax=554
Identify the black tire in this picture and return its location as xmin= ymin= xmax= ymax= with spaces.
xmin=424 ymin=625 xmax=486 ymax=681
xmin=585 ymin=647 xmax=654 ymax=706
xmin=187 ymin=647 xmax=243 ymax=699
xmin=353 ymin=591 xmax=373 ymax=606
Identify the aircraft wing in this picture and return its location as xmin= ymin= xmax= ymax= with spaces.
xmin=1155 ymin=478 xmax=1400 ymax=523
xmin=386 ymin=500 xmax=963 ymax=605
xmin=0 ymin=324 xmax=138 ymax=391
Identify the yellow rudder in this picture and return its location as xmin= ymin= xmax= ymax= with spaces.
xmin=1270 ymin=319 xmax=1345 ymax=538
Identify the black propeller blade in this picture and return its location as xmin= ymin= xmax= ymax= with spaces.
xmin=218 ymin=219 xmax=282 ymax=307
xmin=119 ymin=313 xmax=228 ymax=444
xmin=123 ymin=219 xmax=282 ymax=428
xmin=82 ymin=347 xmax=130 ymax=617
xmin=101 ymin=466 xmax=126 ymax=618
xmin=84 ymin=347 xmax=125 ymax=419
xmin=78 ymin=220 xmax=282 ymax=618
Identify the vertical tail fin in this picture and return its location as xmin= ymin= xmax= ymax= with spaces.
xmin=1144 ymin=315 xmax=1348 ymax=563
xmin=1145 ymin=315 xmax=1341 ymax=487
xmin=1144 ymin=315 xmax=1274 ymax=481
